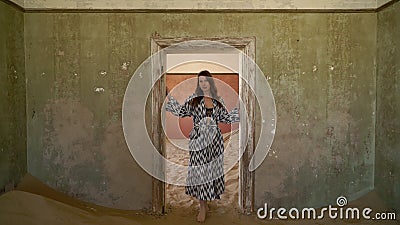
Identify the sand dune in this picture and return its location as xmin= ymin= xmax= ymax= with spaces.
xmin=0 ymin=191 xmax=141 ymax=225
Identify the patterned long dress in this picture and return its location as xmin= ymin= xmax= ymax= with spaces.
xmin=166 ymin=93 xmax=239 ymax=201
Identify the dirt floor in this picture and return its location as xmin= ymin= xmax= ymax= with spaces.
xmin=0 ymin=132 xmax=398 ymax=225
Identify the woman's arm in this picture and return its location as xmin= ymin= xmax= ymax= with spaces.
xmin=165 ymin=94 xmax=193 ymax=118
xmin=217 ymin=98 xmax=240 ymax=124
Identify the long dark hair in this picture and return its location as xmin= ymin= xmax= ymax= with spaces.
xmin=189 ymin=70 xmax=223 ymax=108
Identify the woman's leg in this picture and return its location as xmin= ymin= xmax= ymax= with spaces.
xmin=197 ymin=199 xmax=207 ymax=222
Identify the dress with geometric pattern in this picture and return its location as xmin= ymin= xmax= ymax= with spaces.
xmin=165 ymin=93 xmax=239 ymax=201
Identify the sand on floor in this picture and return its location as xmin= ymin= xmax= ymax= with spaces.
xmin=0 ymin=131 xmax=398 ymax=225
xmin=1 ymin=176 xmax=398 ymax=225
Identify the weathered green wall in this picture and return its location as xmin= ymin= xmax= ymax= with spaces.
xmin=25 ymin=12 xmax=377 ymax=210
xmin=24 ymin=13 xmax=153 ymax=210
xmin=376 ymin=1 xmax=400 ymax=213
xmin=0 ymin=1 xmax=26 ymax=191
xmin=255 ymin=13 xmax=377 ymax=208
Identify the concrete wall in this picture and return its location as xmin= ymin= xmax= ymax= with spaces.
xmin=25 ymin=12 xmax=377 ymax=210
xmin=0 ymin=1 xmax=26 ymax=192
xmin=376 ymin=1 xmax=400 ymax=213
xmin=24 ymin=13 xmax=153 ymax=210
xmin=255 ymin=13 xmax=377 ymax=208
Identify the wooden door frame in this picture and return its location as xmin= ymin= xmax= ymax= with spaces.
xmin=150 ymin=36 xmax=256 ymax=214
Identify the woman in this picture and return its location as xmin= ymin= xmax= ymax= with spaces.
xmin=166 ymin=70 xmax=239 ymax=222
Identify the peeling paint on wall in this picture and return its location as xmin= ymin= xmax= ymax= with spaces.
xmin=39 ymin=98 xmax=151 ymax=209
xmin=255 ymin=13 xmax=376 ymax=208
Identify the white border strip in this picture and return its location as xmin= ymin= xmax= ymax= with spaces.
xmin=8 ymin=0 xmax=393 ymax=10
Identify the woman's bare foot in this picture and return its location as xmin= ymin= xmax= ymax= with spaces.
xmin=197 ymin=207 xmax=206 ymax=222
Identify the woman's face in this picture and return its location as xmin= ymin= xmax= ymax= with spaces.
xmin=198 ymin=76 xmax=211 ymax=93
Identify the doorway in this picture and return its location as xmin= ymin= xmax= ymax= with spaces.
xmin=164 ymin=56 xmax=240 ymax=212
xmin=150 ymin=36 xmax=256 ymax=214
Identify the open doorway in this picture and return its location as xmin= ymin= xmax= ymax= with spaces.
xmin=150 ymin=37 xmax=256 ymax=214
xmin=164 ymin=54 xmax=240 ymax=213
